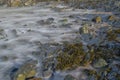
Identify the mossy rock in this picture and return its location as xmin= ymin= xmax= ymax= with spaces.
xmin=92 ymin=16 xmax=102 ymax=23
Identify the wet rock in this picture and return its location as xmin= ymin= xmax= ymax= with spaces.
xmin=58 ymin=18 xmax=68 ymax=24
xmin=64 ymin=75 xmax=77 ymax=80
xmin=79 ymin=24 xmax=89 ymax=34
xmin=0 ymin=28 xmax=6 ymax=39
xmin=43 ymin=70 xmax=52 ymax=79
xmin=14 ymin=60 xmax=37 ymax=80
xmin=59 ymin=23 xmax=72 ymax=28
xmin=92 ymin=16 xmax=102 ymax=23
xmin=46 ymin=18 xmax=54 ymax=24
xmin=17 ymin=74 xmax=26 ymax=80
xmin=93 ymin=58 xmax=108 ymax=68
xmin=11 ymin=0 xmax=23 ymax=7
xmin=0 ymin=56 xmax=8 ymax=61
xmin=37 ymin=18 xmax=54 ymax=25
xmin=24 ymin=0 xmax=36 ymax=6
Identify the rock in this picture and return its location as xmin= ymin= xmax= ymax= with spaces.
xmin=24 ymin=0 xmax=36 ymax=6
xmin=11 ymin=0 xmax=23 ymax=7
xmin=46 ymin=18 xmax=54 ymax=24
xmin=43 ymin=70 xmax=52 ymax=79
xmin=17 ymin=74 xmax=26 ymax=80
xmin=0 ymin=56 xmax=8 ymax=61
xmin=14 ymin=60 xmax=38 ymax=80
xmin=108 ymin=15 xmax=118 ymax=21
xmin=37 ymin=18 xmax=54 ymax=25
xmin=92 ymin=16 xmax=102 ymax=23
xmin=64 ymin=75 xmax=77 ymax=80
xmin=0 ymin=28 xmax=6 ymax=39
xmin=79 ymin=24 xmax=89 ymax=34
xmin=59 ymin=18 xmax=68 ymax=24
xmin=93 ymin=58 xmax=108 ymax=68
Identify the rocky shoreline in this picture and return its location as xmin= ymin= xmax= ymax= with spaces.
xmin=0 ymin=1 xmax=120 ymax=80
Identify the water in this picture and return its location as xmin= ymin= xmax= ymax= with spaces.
xmin=0 ymin=2 xmax=115 ymax=80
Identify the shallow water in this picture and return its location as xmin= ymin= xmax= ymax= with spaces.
xmin=0 ymin=2 xmax=118 ymax=80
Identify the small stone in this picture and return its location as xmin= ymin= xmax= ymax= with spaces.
xmin=92 ymin=16 xmax=102 ymax=23
xmin=46 ymin=18 xmax=54 ymax=24
xmin=59 ymin=19 xmax=68 ymax=24
xmin=64 ymin=75 xmax=77 ymax=80
xmin=79 ymin=24 xmax=89 ymax=34
xmin=93 ymin=58 xmax=108 ymax=68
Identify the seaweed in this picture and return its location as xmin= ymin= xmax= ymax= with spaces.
xmin=56 ymin=43 xmax=88 ymax=70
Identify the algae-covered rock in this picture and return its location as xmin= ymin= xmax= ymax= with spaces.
xmin=14 ymin=60 xmax=37 ymax=80
xmin=59 ymin=18 xmax=68 ymax=24
xmin=92 ymin=16 xmax=102 ymax=23
xmin=107 ymin=30 xmax=117 ymax=41
xmin=24 ymin=0 xmax=36 ymax=6
xmin=64 ymin=75 xmax=77 ymax=80
xmin=79 ymin=24 xmax=89 ymax=34
xmin=11 ymin=0 xmax=23 ymax=7
xmin=93 ymin=58 xmax=108 ymax=68
xmin=17 ymin=74 xmax=26 ymax=80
